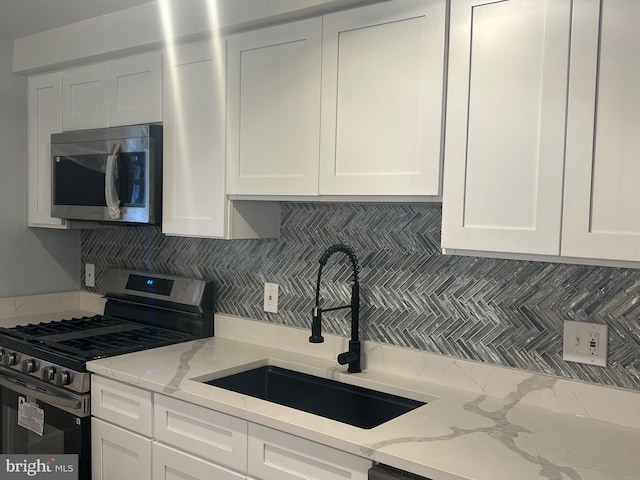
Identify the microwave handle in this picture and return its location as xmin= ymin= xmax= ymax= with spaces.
xmin=105 ymin=143 xmax=122 ymax=219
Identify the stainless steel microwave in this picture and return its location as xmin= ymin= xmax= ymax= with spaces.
xmin=51 ymin=124 xmax=162 ymax=224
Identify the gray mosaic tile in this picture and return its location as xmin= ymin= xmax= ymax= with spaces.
xmin=81 ymin=203 xmax=640 ymax=392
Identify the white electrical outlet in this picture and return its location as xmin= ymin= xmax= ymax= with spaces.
xmin=563 ymin=320 xmax=608 ymax=367
xmin=263 ymin=282 xmax=279 ymax=313
xmin=85 ymin=264 xmax=95 ymax=287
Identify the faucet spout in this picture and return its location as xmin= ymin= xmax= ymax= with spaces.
xmin=310 ymin=244 xmax=361 ymax=373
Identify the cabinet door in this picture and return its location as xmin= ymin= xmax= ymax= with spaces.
xmin=27 ymin=72 xmax=67 ymax=228
xmin=153 ymin=443 xmax=247 ymax=480
xmin=227 ymin=18 xmax=322 ymax=195
xmin=162 ymin=41 xmax=227 ymax=237
xmin=63 ymin=64 xmax=108 ymax=131
xmin=108 ymin=52 xmax=162 ymax=126
xmin=154 ymin=394 xmax=248 ymax=472
xmin=562 ymin=0 xmax=640 ymax=261
xmin=319 ymin=0 xmax=446 ymax=196
xmin=92 ymin=418 xmax=151 ymax=480
xmin=247 ymin=424 xmax=371 ymax=480
xmin=441 ymin=0 xmax=571 ymax=255
xmin=91 ymin=376 xmax=153 ymax=436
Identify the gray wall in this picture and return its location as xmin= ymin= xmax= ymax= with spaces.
xmin=0 ymin=39 xmax=80 ymax=297
xmin=81 ymin=203 xmax=640 ymax=393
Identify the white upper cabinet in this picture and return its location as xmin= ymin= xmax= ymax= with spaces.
xmin=320 ymin=0 xmax=446 ymax=196
xmin=62 ymin=52 xmax=162 ymax=131
xmin=27 ymin=72 xmax=67 ymax=228
xmin=226 ymin=0 xmax=447 ymax=199
xmin=63 ymin=63 xmax=108 ymax=131
xmin=562 ymin=0 xmax=640 ymax=262
xmin=108 ymin=53 xmax=162 ymax=127
xmin=441 ymin=0 xmax=572 ymax=255
xmin=227 ymin=18 xmax=322 ymax=196
xmin=163 ymin=41 xmax=280 ymax=239
xmin=162 ymin=41 xmax=228 ymax=238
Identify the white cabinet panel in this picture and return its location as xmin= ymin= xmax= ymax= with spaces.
xmin=441 ymin=0 xmax=571 ymax=255
xmin=63 ymin=53 xmax=161 ymax=131
xmin=319 ymin=0 xmax=446 ymax=196
xmin=227 ymin=18 xmax=322 ymax=195
xmin=154 ymin=394 xmax=248 ymax=472
xmin=247 ymin=424 xmax=371 ymax=480
xmin=27 ymin=72 xmax=67 ymax=228
xmin=91 ymin=376 xmax=153 ymax=436
xmin=63 ymin=64 xmax=108 ymax=131
xmin=153 ymin=442 xmax=247 ymax=480
xmin=92 ymin=418 xmax=152 ymax=480
xmin=563 ymin=0 xmax=640 ymax=261
xmin=108 ymin=52 xmax=162 ymax=126
xmin=163 ymin=41 xmax=280 ymax=239
xmin=162 ymin=41 xmax=227 ymax=237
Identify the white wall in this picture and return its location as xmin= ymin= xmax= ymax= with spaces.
xmin=0 ymin=38 xmax=80 ymax=297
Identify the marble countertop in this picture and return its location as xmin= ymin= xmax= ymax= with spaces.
xmin=87 ymin=335 xmax=640 ymax=480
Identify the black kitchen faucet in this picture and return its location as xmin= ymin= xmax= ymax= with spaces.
xmin=310 ymin=244 xmax=361 ymax=373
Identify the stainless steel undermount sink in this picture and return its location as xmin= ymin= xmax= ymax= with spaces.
xmin=201 ymin=365 xmax=426 ymax=429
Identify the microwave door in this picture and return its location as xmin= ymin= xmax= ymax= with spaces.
xmin=52 ymin=153 xmax=110 ymax=221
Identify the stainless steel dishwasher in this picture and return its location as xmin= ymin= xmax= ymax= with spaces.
xmin=369 ymin=464 xmax=432 ymax=479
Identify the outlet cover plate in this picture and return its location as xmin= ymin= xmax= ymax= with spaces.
xmin=263 ymin=282 xmax=279 ymax=313
xmin=85 ymin=264 xmax=95 ymax=288
xmin=563 ymin=320 xmax=608 ymax=367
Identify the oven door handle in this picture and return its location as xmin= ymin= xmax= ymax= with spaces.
xmin=0 ymin=375 xmax=81 ymax=410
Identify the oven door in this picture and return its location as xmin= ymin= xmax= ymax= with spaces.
xmin=0 ymin=367 xmax=90 ymax=479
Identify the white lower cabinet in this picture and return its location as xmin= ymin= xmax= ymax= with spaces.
xmin=92 ymin=418 xmax=152 ymax=480
xmin=247 ymin=424 xmax=371 ymax=480
xmin=91 ymin=375 xmax=153 ymax=436
xmin=91 ymin=376 xmax=370 ymax=480
xmin=154 ymin=394 xmax=248 ymax=472
xmin=153 ymin=443 xmax=247 ymax=480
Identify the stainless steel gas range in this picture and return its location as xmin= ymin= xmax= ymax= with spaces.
xmin=0 ymin=268 xmax=214 ymax=479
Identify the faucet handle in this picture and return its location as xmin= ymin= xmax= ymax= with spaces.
xmin=309 ymin=307 xmax=324 ymax=343
xmin=337 ymin=340 xmax=361 ymax=373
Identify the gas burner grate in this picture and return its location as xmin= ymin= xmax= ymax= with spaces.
xmin=5 ymin=316 xmax=123 ymax=337
xmin=0 ymin=315 xmax=197 ymax=361
xmin=55 ymin=326 xmax=195 ymax=359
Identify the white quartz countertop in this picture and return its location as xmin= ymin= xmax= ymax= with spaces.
xmin=87 ymin=336 xmax=640 ymax=480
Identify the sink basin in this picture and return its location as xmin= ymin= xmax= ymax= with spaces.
xmin=203 ymin=365 xmax=425 ymax=429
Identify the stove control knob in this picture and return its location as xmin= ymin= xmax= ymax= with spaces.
xmin=1 ymin=352 xmax=17 ymax=367
xmin=21 ymin=359 xmax=37 ymax=374
xmin=41 ymin=366 xmax=56 ymax=382
xmin=53 ymin=371 xmax=71 ymax=387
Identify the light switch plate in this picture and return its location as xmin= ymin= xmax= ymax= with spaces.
xmin=563 ymin=320 xmax=608 ymax=367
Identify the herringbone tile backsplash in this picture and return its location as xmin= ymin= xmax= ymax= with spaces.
xmin=81 ymin=203 xmax=640 ymax=391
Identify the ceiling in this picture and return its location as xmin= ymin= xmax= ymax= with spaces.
xmin=0 ymin=0 xmax=155 ymax=39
